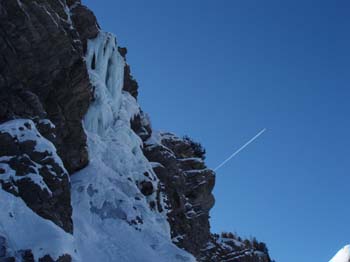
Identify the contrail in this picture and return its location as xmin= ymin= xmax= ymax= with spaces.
xmin=214 ymin=128 xmax=267 ymax=172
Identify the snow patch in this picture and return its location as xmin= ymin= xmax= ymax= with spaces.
xmin=0 ymin=119 xmax=68 ymax=194
xmin=330 ymin=245 xmax=350 ymax=262
xmin=0 ymin=119 xmax=62 ymax=162
xmin=0 ymin=189 xmax=76 ymax=261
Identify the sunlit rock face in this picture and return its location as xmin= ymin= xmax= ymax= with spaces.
xmin=0 ymin=0 xmax=272 ymax=261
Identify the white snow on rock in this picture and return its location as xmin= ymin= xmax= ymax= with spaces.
xmin=0 ymin=119 xmax=67 ymax=194
xmin=330 ymin=245 xmax=350 ymax=262
xmin=0 ymin=31 xmax=194 ymax=262
xmin=0 ymin=119 xmax=60 ymax=156
xmin=0 ymin=189 xmax=76 ymax=261
xmin=0 ymin=119 xmax=73 ymax=259
xmin=0 ymin=157 xmax=51 ymax=195
xmin=71 ymin=31 xmax=195 ymax=262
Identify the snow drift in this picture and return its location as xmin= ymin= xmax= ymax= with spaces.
xmin=330 ymin=245 xmax=350 ymax=262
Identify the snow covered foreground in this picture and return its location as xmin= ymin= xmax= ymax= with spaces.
xmin=0 ymin=31 xmax=195 ymax=262
xmin=330 ymin=245 xmax=350 ymax=262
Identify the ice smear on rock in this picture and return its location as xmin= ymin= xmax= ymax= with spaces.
xmin=71 ymin=31 xmax=195 ymax=262
xmin=83 ymin=32 xmax=125 ymax=136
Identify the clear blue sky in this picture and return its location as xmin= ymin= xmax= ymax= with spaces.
xmin=84 ymin=1 xmax=350 ymax=261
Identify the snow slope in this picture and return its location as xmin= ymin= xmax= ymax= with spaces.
xmin=330 ymin=245 xmax=350 ymax=262
xmin=0 ymin=173 xmax=75 ymax=261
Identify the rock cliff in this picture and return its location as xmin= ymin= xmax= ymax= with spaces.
xmin=0 ymin=1 xmax=272 ymax=261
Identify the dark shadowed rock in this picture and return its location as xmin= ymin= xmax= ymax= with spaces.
xmin=130 ymin=111 xmax=152 ymax=141
xmin=141 ymin=132 xmax=271 ymax=261
xmin=66 ymin=0 xmax=81 ymax=8
xmin=0 ymin=120 xmax=72 ymax=233
xmin=21 ymin=250 xmax=34 ymax=262
xmin=0 ymin=0 xmax=92 ymax=173
xmin=200 ymin=233 xmax=271 ymax=262
xmin=117 ymin=46 xmax=139 ymax=99
xmin=39 ymin=254 xmax=72 ymax=262
xmin=144 ymin=132 xmax=215 ymax=258
xmin=120 ymin=50 xmax=139 ymax=98
xmin=139 ymin=181 xmax=154 ymax=196
xmin=117 ymin=45 xmax=140 ymax=99
xmin=70 ymin=3 xmax=100 ymax=52
xmin=118 ymin=47 xmax=128 ymax=58
xmin=0 ymin=236 xmax=6 ymax=258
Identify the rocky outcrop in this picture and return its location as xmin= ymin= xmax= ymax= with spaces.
xmin=0 ymin=0 xmax=94 ymax=173
xmin=130 ymin=111 xmax=152 ymax=141
xmin=122 ymin=63 xmax=139 ymax=99
xmin=200 ymin=233 xmax=271 ymax=262
xmin=143 ymin=132 xmax=214 ymax=258
xmin=0 ymin=119 xmax=72 ymax=233
xmin=69 ymin=0 xmax=100 ymax=52
xmin=0 ymin=0 xmax=104 ymax=237
xmin=138 ymin=131 xmax=271 ymax=261
xmin=118 ymin=47 xmax=139 ymax=99
xmin=0 ymin=0 xmax=104 ymax=233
